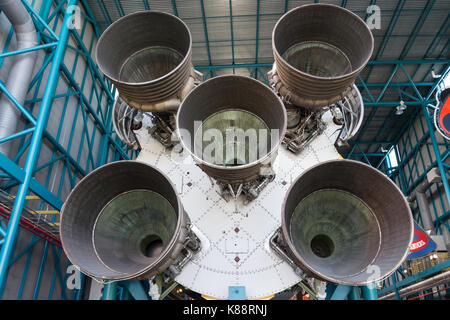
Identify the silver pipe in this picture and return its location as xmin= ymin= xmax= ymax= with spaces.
xmin=415 ymin=191 xmax=434 ymax=234
xmin=269 ymin=229 xmax=305 ymax=279
xmin=379 ymin=270 xmax=450 ymax=300
xmin=0 ymin=0 xmax=38 ymax=158
xmin=408 ymin=178 xmax=437 ymax=235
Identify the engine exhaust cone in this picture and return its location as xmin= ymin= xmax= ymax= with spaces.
xmin=176 ymin=75 xmax=287 ymax=184
xmin=281 ymin=160 xmax=413 ymax=285
xmin=272 ymin=4 xmax=374 ymax=108
xmin=60 ymin=161 xmax=196 ymax=280
xmin=96 ymin=11 xmax=193 ymax=105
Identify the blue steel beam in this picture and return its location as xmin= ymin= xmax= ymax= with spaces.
xmin=353 ymin=65 xmax=401 ymax=150
xmin=195 ymin=60 xmax=449 ymax=70
xmin=200 ymin=0 xmax=212 ymax=66
xmin=400 ymin=64 xmax=424 ymax=100
xmin=17 ymin=235 xmax=35 ymax=300
xmin=21 ymin=0 xmax=59 ymax=41
xmin=2 ymin=122 xmax=91 ymax=195
xmin=349 ymin=60 xmax=448 ymax=158
xmin=0 ymin=42 xmax=57 ymax=59
xmin=361 ymin=283 xmax=378 ymax=300
xmin=398 ymin=1 xmax=436 ymax=60
xmin=421 ymin=14 xmax=449 ymax=59
xmin=367 ymin=103 xmax=407 ymax=155
xmin=0 ymin=128 xmax=35 ymax=145
xmin=379 ymin=260 xmax=450 ymax=296
xmin=0 ymin=81 xmax=37 ymax=126
xmin=376 ymin=64 xmax=400 ymax=103
xmin=348 ymin=287 xmax=361 ymax=300
xmin=48 ymin=245 xmax=66 ymax=300
xmin=125 ymin=281 xmax=149 ymax=300
xmin=408 ymin=14 xmax=449 ymax=82
xmin=229 ymin=0 xmax=235 ymax=67
xmin=350 ymin=64 xmax=418 ymax=159
xmin=0 ymin=0 xmax=134 ymax=299
xmin=330 ymin=285 xmax=352 ymax=300
xmin=364 ymin=0 xmax=406 ymax=82
xmin=47 ymin=0 xmax=69 ymax=27
xmin=363 ymin=0 xmax=376 ymax=23
xmin=0 ymin=26 xmax=14 ymax=70
xmin=422 ymin=103 xmax=450 ymax=207
xmin=0 ymin=153 xmax=63 ymax=210
xmin=93 ymin=9 xmax=450 ymax=29
xmin=0 ymin=0 xmax=79 ymax=297
xmin=58 ymin=63 xmax=130 ymax=161
xmin=97 ymin=0 xmax=112 ymax=25
xmin=80 ymin=0 xmax=102 ymax=38
xmin=143 ymin=0 xmax=150 ymax=11
xmin=103 ymin=281 xmax=118 ymax=300
xmin=359 ymin=82 xmax=434 ymax=88
xmin=33 ymin=237 xmax=50 ymax=299
xmin=402 ymin=31 xmax=449 ymax=120
xmin=171 ymin=0 xmax=179 ymax=17
xmin=32 ymin=15 xmax=91 ymax=300
xmin=254 ymin=0 xmax=260 ymax=72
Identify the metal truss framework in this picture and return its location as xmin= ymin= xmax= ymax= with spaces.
xmin=0 ymin=0 xmax=136 ymax=299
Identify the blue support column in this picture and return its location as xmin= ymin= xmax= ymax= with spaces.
xmin=348 ymin=287 xmax=361 ymax=300
xmin=0 ymin=0 xmax=79 ymax=297
xmin=379 ymin=260 xmax=450 ymax=297
xmin=102 ymin=282 xmax=118 ymax=300
xmin=330 ymin=284 xmax=352 ymax=300
xmin=361 ymin=283 xmax=378 ymax=300
xmin=125 ymin=281 xmax=149 ymax=300
xmin=392 ymin=274 xmax=401 ymax=300
xmin=325 ymin=283 xmax=337 ymax=300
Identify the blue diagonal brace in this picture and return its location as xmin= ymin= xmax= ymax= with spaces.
xmin=0 ymin=152 xmax=63 ymax=210
xmin=0 ymin=0 xmax=78 ymax=297
xmin=125 ymin=281 xmax=149 ymax=300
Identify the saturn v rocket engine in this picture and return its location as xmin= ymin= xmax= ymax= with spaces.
xmin=270 ymin=160 xmax=413 ymax=285
xmin=264 ymin=4 xmax=412 ymax=290
xmin=176 ymin=75 xmax=287 ymax=202
xmin=96 ymin=11 xmax=202 ymax=149
xmin=60 ymin=161 xmax=201 ymax=281
xmin=58 ymin=4 xmax=415 ymax=299
xmin=269 ymin=4 xmax=373 ymax=153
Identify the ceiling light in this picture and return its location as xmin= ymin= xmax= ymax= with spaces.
xmin=396 ymin=101 xmax=407 ymax=115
